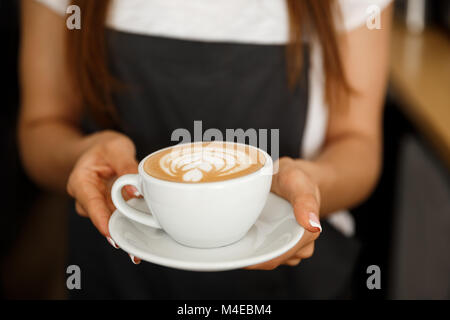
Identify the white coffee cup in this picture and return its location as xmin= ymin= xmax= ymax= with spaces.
xmin=111 ymin=142 xmax=273 ymax=248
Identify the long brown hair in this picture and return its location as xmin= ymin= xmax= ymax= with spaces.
xmin=67 ymin=0 xmax=350 ymax=127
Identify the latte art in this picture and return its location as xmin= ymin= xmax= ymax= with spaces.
xmin=160 ymin=145 xmax=259 ymax=182
xmin=144 ymin=142 xmax=266 ymax=183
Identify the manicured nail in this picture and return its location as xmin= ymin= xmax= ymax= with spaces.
xmin=107 ymin=237 xmax=119 ymax=249
xmin=130 ymin=186 xmax=141 ymax=197
xmin=308 ymin=212 xmax=322 ymax=232
xmin=130 ymin=254 xmax=140 ymax=265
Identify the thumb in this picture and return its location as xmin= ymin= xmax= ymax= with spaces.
xmin=104 ymin=137 xmax=139 ymax=176
xmin=292 ymin=193 xmax=322 ymax=233
xmin=104 ymin=138 xmax=140 ymax=197
xmin=111 ymin=156 xmax=140 ymax=198
xmin=112 ymin=156 xmax=139 ymax=176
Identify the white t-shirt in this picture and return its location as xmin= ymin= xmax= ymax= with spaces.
xmin=35 ymin=0 xmax=393 ymax=236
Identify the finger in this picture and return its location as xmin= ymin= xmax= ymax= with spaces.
xmin=85 ymin=194 xmax=112 ymax=238
xmin=93 ymin=165 xmax=115 ymax=179
xmin=106 ymin=237 xmax=119 ymax=249
xmin=129 ymin=254 xmax=141 ymax=265
xmin=105 ymin=145 xmax=140 ymax=198
xmin=245 ymin=244 xmax=300 ymax=270
xmin=103 ymin=139 xmax=139 ymax=176
xmin=124 ymin=185 xmax=141 ymax=198
xmin=75 ymin=201 xmax=88 ymax=217
xmin=72 ymin=179 xmax=112 ymax=238
xmin=104 ymin=178 xmax=120 ymax=212
xmin=103 ymin=179 xmax=138 ymax=212
xmin=271 ymin=163 xmax=322 ymax=233
xmin=245 ymin=231 xmax=318 ymax=270
xmin=246 ymin=251 xmax=296 ymax=270
xmin=292 ymin=193 xmax=321 ymax=233
xmin=270 ymin=157 xmax=304 ymax=197
xmin=294 ymin=242 xmax=315 ymax=260
xmin=104 ymin=187 xmax=118 ymax=213
xmin=284 ymin=259 xmax=301 ymax=266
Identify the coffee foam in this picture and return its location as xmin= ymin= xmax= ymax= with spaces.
xmin=144 ymin=142 xmax=265 ymax=183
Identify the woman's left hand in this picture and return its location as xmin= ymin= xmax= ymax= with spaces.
xmin=246 ymin=157 xmax=322 ymax=270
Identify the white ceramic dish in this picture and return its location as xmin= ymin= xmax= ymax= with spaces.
xmin=109 ymin=193 xmax=304 ymax=271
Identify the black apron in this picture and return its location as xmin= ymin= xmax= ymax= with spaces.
xmin=68 ymin=30 xmax=361 ymax=299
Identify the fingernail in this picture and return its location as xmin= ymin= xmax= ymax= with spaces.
xmin=107 ymin=237 xmax=119 ymax=249
xmin=130 ymin=186 xmax=141 ymax=197
xmin=308 ymin=212 xmax=322 ymax=232
xmin=130 ymin=254 xmax=140 ymax=265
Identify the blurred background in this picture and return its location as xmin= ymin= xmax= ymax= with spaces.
xmin=1 ymin=0 xmax=449 ymax=299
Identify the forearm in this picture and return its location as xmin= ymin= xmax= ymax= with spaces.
xmin=298 ymin=4 xmax=391 ymax=217
xmin=18 ymin=118 xmax=101 ymax=192
xmin=297 ymin=133 xmax=382 ymax=217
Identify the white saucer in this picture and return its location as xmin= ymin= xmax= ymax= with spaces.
xmin=109 ymin=193 xmax=304 ymax=272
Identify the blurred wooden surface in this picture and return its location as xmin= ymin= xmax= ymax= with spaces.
xmin=390 ymin=21 xmax=450 ymax=168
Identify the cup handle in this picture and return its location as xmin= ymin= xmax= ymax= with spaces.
xmin=111 ymin=174 xmax=162 ymax=229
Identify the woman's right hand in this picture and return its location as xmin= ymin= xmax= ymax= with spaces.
xmin=67 ymin=130 xmax=141 ymax=264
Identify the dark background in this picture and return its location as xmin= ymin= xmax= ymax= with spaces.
xmin=1 ymin=0 xmax=449 ymax=299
